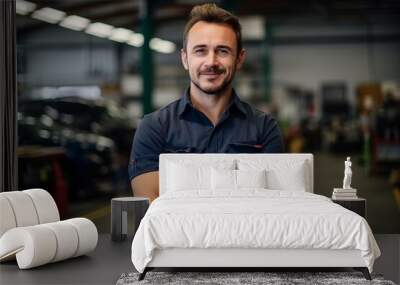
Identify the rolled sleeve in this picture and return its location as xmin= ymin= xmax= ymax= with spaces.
xmin=128 ymin=113 xmax=165 ymax=181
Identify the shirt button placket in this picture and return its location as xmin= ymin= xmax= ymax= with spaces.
xmin=207 ymin=127 xmax=216 ymax=152
xmin=214 ymin=126 xmax=221 ymax=152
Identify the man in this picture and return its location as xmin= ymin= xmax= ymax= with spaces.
xmin=129 ymin=3 xmax=284 ymax=202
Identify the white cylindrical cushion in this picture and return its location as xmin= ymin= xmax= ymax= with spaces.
xmin=42 ymin=221 xmax=79 ymax=263
xmin=23 ymin=189 xmax=60 ymax=224
xmin=0 ymin=226 xmax=57 ymax=269
xmin=1 ymin=192 xmax=39 ymax=227
xmin=0 ymin=195 xmax=17 ymax=238
xmin=64 ymin=218 xmax=98 ymax=257
xmin=0 ymin=219 xmax=97 ymax=269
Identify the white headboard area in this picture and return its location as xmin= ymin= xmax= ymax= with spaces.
xmin=159 ymin=154 xmax=314 ymax=195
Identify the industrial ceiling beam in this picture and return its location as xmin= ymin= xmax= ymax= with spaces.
xmin=59 ymin=0 xmax=132 ymax=14
xmin=140 ymin=0 xmax=154 ymax=115
xmin=90 ymin=7 xmax=139 ymax=22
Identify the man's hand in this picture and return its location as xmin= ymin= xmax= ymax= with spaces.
xmin=131 ymin=171 xmax=159 ymax=203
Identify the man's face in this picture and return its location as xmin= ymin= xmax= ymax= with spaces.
xmin=181 ymin=21 xmax=245 ymax=95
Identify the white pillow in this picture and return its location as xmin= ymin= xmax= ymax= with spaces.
xmin=266 ymin=165 xmax=306 ymax=191
xmin=167 ymin=160 xmax=235 ymax=192
xmin=211 ymin=168 xmax=236 ymax=190
xmin=238 ymin=159 xmax=308 ymax=191
xmin=211 ymin=168 xmax=267 ymax=190
xmin=167 ymin=162 xmax=209 ymax=191
xmin=237 ymin=169 xmax=267 ymax=188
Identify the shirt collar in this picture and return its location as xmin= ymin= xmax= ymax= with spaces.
xmin=177 ymin=88 xmax=192 ymax=117
xmin=178 ymin=88 xmax=247 ymax=118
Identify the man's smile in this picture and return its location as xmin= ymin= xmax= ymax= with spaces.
xmin=201 ymin=72 xmax=222 ymax=78
xmin=199 ymin=68 xmax=225 ymax=79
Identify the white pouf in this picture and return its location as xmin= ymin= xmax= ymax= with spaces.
xmin=42 ymin=221 xmax=79 ymax=262
xmin=0 ymin=196 xmax=17 ymax=237
xmin=23 ymin=188 xmax=60 ymax=224
xmin=1 ymin=191 xmax=39 ymax=227
xmin=0 ymin=189 xmax=98 ymax=269
xmin=0 ymin=225 xmax=57 ymax=269
xmin=0 ymin=218 xmax=98 ymax=269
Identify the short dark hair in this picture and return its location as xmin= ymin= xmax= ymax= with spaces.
xmin=183 ymin=3 xmax=242 ymax=55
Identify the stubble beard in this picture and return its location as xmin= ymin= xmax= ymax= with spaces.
xmin=191 ymin=67 xmax=236 ymax=96
xmin=191 ymin=77 xmax=231 ymax=96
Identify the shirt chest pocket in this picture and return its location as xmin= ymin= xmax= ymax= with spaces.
xmin=228 ymin=142 xmax=264 ymax=153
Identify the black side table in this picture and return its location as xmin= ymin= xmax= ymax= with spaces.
xmin=111 ymin=197 xmax=149 ymax=242
xmin=332 ymin=197 xmax=366 ymax=218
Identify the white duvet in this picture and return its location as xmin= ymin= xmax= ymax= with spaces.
xmin=131 ymin=190 xmax=380 ymax=273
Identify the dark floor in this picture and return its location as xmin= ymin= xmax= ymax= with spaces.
xmin=0 ymin=234 xmax=133 ymax=285
xmin=0 ymin=234 xmax=399 ymax=285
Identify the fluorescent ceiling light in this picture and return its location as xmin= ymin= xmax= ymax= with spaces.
xmin=31 ymin=7 xmax=66 ymax=24
xmin=150 ymin=37 xmax=176 ymax=54
xmin=240 ymin=16 xmax=265 ymax=40
xmin=59 ymin=15 xmax=90 ymax=31
xmin=127 ymin=33 xmax=144 ymax=47
xmin=86 ymin=22 xmax=114 ymax=38
xmin=109 ymin=28 xmax=133 ymax=43
xmin=16 ymin=0 xmax=36 ymax=15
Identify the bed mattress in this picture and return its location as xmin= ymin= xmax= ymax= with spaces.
xmin=131 ymin=190 xmax=380 ymax=273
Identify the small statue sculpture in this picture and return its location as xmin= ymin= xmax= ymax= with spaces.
xmin=343 ymin=157 xmax=352 ymax=189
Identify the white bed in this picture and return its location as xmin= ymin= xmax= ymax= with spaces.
xmin=131 ymin=154 xmax=380 ymax=280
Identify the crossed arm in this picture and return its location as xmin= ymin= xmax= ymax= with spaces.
xmin=131 ymin=171 xmax=159 ymax=203
xmin=129 ymin=113 xmax=284 ymax=203
xmin=129 ymin=114 xmax=163 ymax=203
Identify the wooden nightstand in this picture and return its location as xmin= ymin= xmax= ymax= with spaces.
xmin=332 ymin=197 xmax=366 ymax=218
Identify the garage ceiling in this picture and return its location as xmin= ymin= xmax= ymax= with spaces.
xmin=17 ymin=0 xmax=400 ymax=34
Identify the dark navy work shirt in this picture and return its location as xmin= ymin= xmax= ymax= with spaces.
xmin=128 ymin=89 xmax=284 ymax=180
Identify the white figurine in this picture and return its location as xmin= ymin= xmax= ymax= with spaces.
xmin=343 ymin=157 xmax=352 ymax=189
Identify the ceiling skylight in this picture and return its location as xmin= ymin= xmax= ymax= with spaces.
xmin=150 ymin=37 xmax=176 ymax=54
xmin=85 ymin=22 xmax=114 ymax=38
xmin=31 ymin=7 xmax=66 ymax=24
xmin=59 ymin=15 xmax=90 ymax=31
xmin=109 ymin=28 xmax=133 ymax=43
xmin=16 ymin=0 xmax=36 ymax=15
